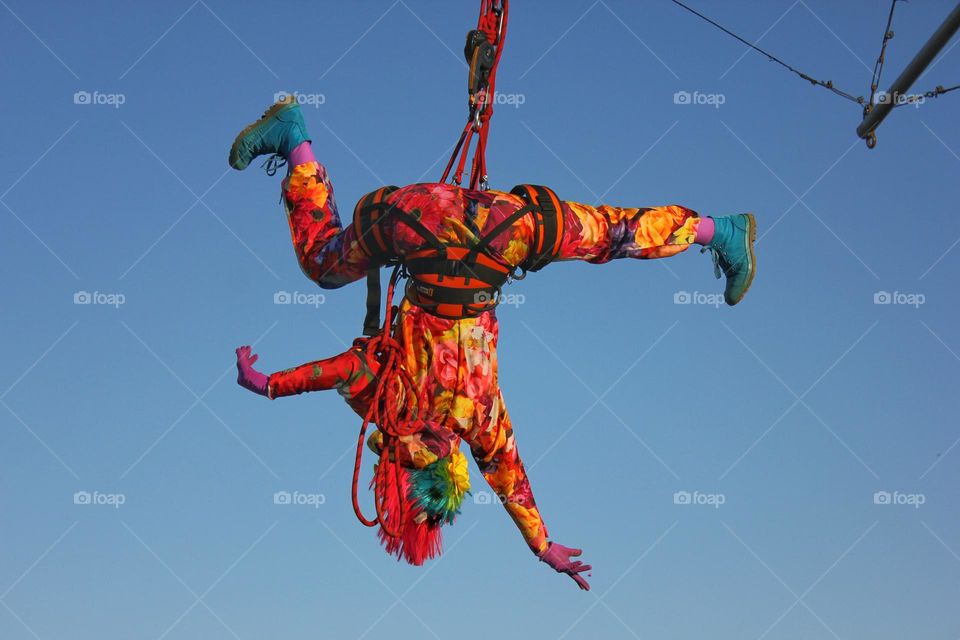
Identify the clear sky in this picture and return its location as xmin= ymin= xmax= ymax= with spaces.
xmin=2 ymin=1 xmax=960 ymax=638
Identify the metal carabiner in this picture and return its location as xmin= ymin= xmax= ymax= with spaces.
xmin=508 ymin=264 xmax=527 ymax=281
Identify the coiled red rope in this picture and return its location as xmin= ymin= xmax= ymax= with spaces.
xmin=351 ymin=265 xmax=426 ymax=538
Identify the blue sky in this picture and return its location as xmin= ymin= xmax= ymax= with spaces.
xmin=2 ymin=1 xmax=960 ymax=638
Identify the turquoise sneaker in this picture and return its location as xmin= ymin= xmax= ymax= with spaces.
xmin=703 ymin=213 xmax=757 ymax=306
xmin=229 ymin=94 xmax=310 ymax=171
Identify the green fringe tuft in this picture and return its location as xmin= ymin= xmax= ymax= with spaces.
xmin=408 ymin=456 xmax=469 ymax=525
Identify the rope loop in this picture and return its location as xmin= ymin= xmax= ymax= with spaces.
xmin=351 ymin=265 xmax=427 ymax=538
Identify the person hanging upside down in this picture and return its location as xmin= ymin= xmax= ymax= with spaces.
xmin=229 ymin=95 xmax=757 ymax=591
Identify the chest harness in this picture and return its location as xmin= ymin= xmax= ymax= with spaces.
xmin=354 ymin=183 xmax=565 ymax=329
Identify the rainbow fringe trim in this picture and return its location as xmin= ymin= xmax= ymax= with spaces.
xmin=375 ymin=450 xmax=471 ymax=565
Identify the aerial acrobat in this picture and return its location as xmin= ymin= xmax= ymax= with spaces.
xmin=231 ymin=1 xmax=756 ymax=591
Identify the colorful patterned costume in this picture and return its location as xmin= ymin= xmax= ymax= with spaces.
xmin=281 ymin=160 xmax=703 ymax=555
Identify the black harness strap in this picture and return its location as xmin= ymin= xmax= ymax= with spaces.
xmin=464 ymin=203 xmax=536 ymax=263
xmin=390 ymin=209 xmax=448 ymax=255
xmin=354 ymin=186 xmax=399 ymax=335
xmin=405 ymin=255 xmax=507 ymax=285
xmin=363 ymin=266 xmax=383 ymax=337
xmin=355 ymin=187 xmax=399 ymax=261
xmin=407 ymin=280 xmax=500 ymax=306
xmin=509 ymin=184 xmax=564 ymax=272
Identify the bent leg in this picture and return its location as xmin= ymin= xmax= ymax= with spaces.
xmin=282 ymin=161 xmax=372 ymax=288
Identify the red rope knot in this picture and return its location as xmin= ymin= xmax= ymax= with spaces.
xmin=479 ymin=13 xmax=498 ymax=43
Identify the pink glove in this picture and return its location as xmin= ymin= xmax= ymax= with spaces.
xmin=236 ymin=346 xmax=269 ymax=397
xmin=538 ymin=542 xmax=591 ymax=590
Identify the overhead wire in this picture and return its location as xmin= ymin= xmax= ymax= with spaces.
xmin=669 ymin=0 xmax=865 ymax=105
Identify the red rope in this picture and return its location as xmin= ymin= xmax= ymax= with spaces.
xmin=351 ymin=266 xmax=426 ymax=538
xmin=440 ymin=0 xmax=509 ymax=190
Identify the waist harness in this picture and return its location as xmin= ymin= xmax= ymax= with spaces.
xmin=354 ymin=184 xmax=564 ymax=328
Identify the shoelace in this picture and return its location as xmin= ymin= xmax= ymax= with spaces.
xmin=701 ymin=246 xmax=723 ymax=279
xmin=261 ymin=153 xmax=287 ymax=177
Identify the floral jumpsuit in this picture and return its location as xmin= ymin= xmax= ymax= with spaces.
xmin=281 ymin=160 xmax=702 ymax=554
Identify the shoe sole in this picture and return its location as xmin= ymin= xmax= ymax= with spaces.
xmin=728 ymin=213 xmax=756 ymax=306
xmin=229 ymin=95 xmax=297 ymax=170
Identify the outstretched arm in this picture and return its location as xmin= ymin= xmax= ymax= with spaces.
xmin=235 ymin=344 xmax=378 ymax=403
xmin=465 ymin=390 xmax=591 ymax=590
xmin=282 ymin=161 xmax=375 ymax=289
